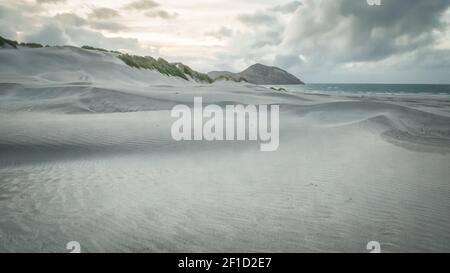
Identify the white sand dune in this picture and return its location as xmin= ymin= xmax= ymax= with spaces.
xmin=1 ymin=47 xmax=450 ymax=252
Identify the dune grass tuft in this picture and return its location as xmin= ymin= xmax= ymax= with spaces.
xmin=81 ymin=45 xmax=108 ymax=52
xmin=175 ymin=63 xmax=213 ymax=83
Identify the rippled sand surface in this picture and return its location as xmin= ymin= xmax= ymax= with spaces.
xmin=1 ymin=47 xmax=450 ymax=252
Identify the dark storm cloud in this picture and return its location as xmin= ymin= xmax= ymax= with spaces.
xmin=284 ymin=0 xmax=450 ymax=63
xmin=263 ymin=0 xmax=450 ymax=82
xmin=340 ymin=0 xmax=450 ymax=61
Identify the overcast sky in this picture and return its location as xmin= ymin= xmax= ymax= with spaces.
xmin=1 ymin=0 xmax=450 ymax=83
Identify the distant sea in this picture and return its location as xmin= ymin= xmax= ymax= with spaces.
xmin=269 ymin=84 xmax=450 ymax=96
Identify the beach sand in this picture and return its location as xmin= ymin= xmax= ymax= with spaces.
xmin=1 ymin=47 xmax=450 ymax=252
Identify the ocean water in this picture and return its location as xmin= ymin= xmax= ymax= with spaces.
xmin=270 ymin=84 xmax=450 ymax=96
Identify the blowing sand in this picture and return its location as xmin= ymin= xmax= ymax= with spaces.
xmin=1 ymin=47 xmax=450 ymax=252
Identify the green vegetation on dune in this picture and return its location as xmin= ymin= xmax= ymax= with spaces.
xmin=118 ymin=54 xmax=188 ymax=80
xmin=118 ymin=53 xmax=213 ymax=83
xmin=20 ymin=42 xmax=43 ymax=48
xmin=81 ymin=45 xmax=121 ymax=54
xmin=175 ymin=63 xmax=213 ymax=83
xmin=270 ymin=87 xmax=287 ymax=92
xmin=0 ymin=35 xmax=19 ymax=48
xmin=81 ymin=45 xmax=109 ymax=52
xmin=1 ymin=35 xmax=45 ymax=49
